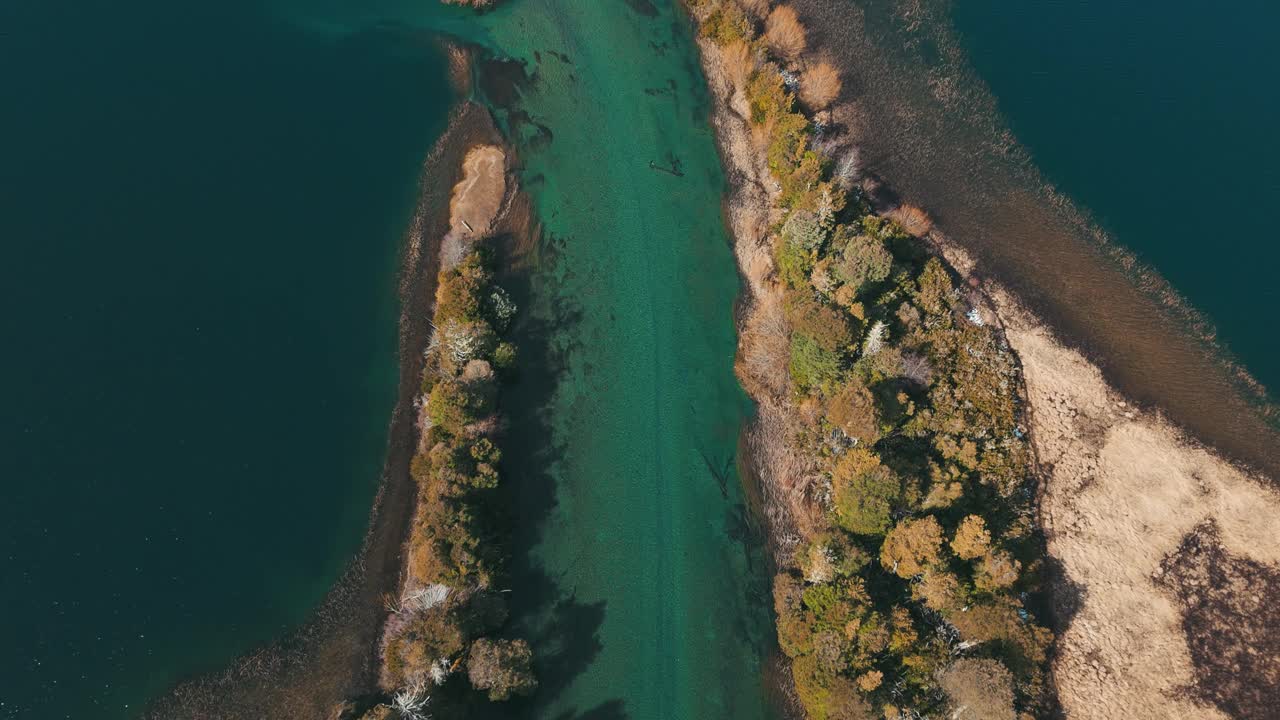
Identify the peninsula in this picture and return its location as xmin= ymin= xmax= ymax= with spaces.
xmin=688 ymin=2 xmax=1280 ymax=719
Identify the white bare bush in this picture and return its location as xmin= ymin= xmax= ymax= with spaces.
xmin=489 ymin=287 xmax=517 ymax=330
xmin=863 ymin=320 xmax=888 ymax=356
xmin=444 ymin=320 xmax=483 ymax=365
xmin=780 ymin=68 xmax=799 ymax=91
xmin=427 ymin=657 xmax=452 ymax=685
xmin=803 ymin=542 xmax=837 ymax=583
xmin=900 ymin=351 xmax=935 ymax=387
xmin=834 ymin=147 xmax=861 ymax=186
xmin=393 ymin=583 xmax=449 ymax=614
xmin=439 ymin=231 xmax=470 ymax=270
xmin=392 ymin=680 xmax=432 ymax=720
xmin=425 ymin=323 xmax=441 ymax=356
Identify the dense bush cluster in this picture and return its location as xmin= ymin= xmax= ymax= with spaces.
xmin=371 ymin=249 xmax=534 ymax=718
xmin=691 ymin=3 xmax=1056 ymax=718
xmin=770 ymin=206 xmax=1052 ymax=720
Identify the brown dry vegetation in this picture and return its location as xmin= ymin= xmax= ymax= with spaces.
xmin=722 ymin=40 xmax=759 ymax=94
xmin=765 ymin=6 xmax=806 ymax=65
xmin=739 ymin=0 xmax=772 ymax=20
xmin=739 ymin=292 xmax=792 ymax=399
xmin=799 ymin=60 xmax=841 ymax=113
xmin=938 ymin=658 xmax=1017 ymax=720
xmin=887 ymin=203 xmax=933 ymax=237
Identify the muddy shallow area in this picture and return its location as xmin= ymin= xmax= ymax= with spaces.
xmin=793 ymin=0 xmax=1280 ymax=480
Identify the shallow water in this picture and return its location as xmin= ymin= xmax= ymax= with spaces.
xmin=796 ymin=0 xmax=1280 ymax=478
xmin=0 ymin=2 xmax=453 ymax=716
xmin=475 ymin=3 xmax=778 ymax=718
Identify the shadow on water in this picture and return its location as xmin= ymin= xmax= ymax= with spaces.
xmin=463 ymin=227 xmax=622 ymax=720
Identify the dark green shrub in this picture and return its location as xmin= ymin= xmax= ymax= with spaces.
xmin=790 ymin=333 xmax=841 ymax=391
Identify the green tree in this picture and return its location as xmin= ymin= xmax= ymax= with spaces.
xmin=831 ymin=227 xmax=893 ymax=294
xmin=768 ymin=112 xmax=812 ymax=180
xmin=700 ymin=1 xmax=752 ymax=46
xmin=746 ymin=66 xmax=791 ymax=126
xmin=435 ymin=252 xmax=491 ymax=324
xmin=915 ymin=257 xmax=954 ymax=317
xmin=831 ymin=449 xmax=900 ymax=535
xmin=427 ymin=379 xmax=479 ymax=435
xmin=786 ymin=290 xmax=855 ymax=354
xmin=790 ymin=333 xmax=841 ymax=390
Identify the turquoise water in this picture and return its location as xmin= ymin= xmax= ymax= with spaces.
xmin=953 ymin=0 xmax=1280 ymax=395
xmin=275 ymin=2 xmax=780 ymax=715
xmin=0 ymin=2 xmax=453 ymax=717
xmin=477 ymin=3 xmax=778 ymax=718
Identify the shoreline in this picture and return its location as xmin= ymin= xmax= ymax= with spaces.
xmin=687 ymin=3 xmax=1280 ymax=718
xmin=693 ymin=26 xmax=806 ymax=720
xmin=928 ymin=236 xmax=1280 ymax=719
xmin=142 ymin=65 xmax=503 ymax=719
xmin=686 ymin=11 xmax=1058 ymax=716
xmin=790 ymin=0 xmax=1280 ymax=481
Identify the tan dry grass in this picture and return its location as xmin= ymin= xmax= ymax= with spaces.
xmin=765 ymin=6 xmax=806 ymax=65
xmin=738 ymin=291 xmax=791 ymax=399
xmin=799 ymin=60 xmax=841 ymax=112
xmin=721 ymin=40 xmax=759 ymax=94
xmin=887 ymin=203 xmax=933 ymax=237
xmin=975 ymin=273 xmax=1280 ymax=720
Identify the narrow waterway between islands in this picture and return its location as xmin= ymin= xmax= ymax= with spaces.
xmin=5 ymin=0 xmax=781 ymax=714
xmin=474 ymin=3 xmax=779 ymax=718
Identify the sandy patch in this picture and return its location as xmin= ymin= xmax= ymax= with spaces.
xmin=438 ymin=144 xmax=506 ymax=269
xmin=939 ymin=233 xmax=1280 ymax=719
xmin=449 ymin=144 xmax=506 ymax=238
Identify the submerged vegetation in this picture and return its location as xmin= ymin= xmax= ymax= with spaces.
xmin=690 ymin=2 xmax=1056 ymax=718
xmin=440 ymin=0 xmax=500 ymax=9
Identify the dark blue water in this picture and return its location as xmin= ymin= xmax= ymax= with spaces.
xmin=953 ymin=0 xmax=1280 ymax=394
xmin=0 ymin=2 xmax=453 ymax=717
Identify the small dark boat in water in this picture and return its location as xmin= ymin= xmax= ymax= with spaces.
xmin=648 ymin=159 xmax=684 ymax=177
